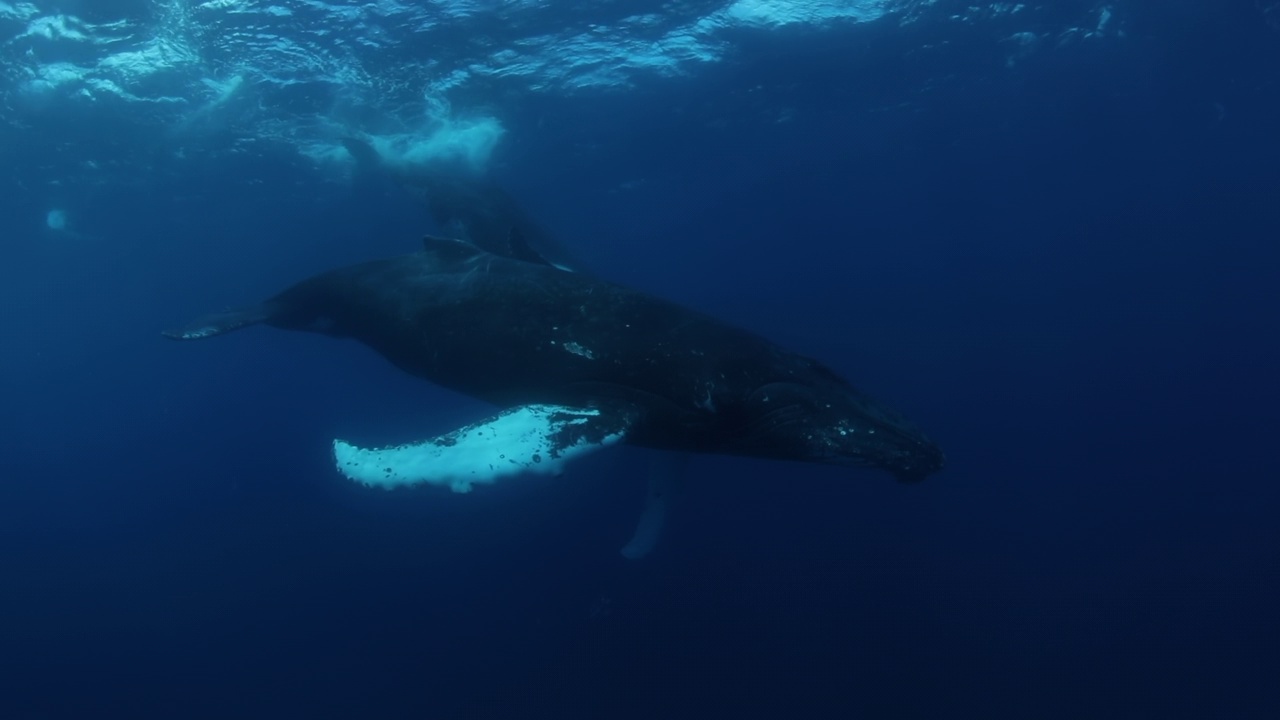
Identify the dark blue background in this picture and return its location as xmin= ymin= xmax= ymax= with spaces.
xmin=1 ymin=2 xmax=1277 ymax=718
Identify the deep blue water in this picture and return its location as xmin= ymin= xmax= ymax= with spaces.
xmin=2 ymin=1 xmax=1278 ymax=718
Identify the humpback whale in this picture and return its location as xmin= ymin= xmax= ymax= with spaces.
xmin=167 ymin=236 xmax=944 ymax=510
xmin=342 ymin=137 xmax=578 ymax=271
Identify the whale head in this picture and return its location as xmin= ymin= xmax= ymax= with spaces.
xmin=740 ymin=374 xmax=944 ymax=483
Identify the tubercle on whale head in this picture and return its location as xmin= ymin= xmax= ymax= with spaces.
xmin=742 ymin=380 xmax=944 ymax=483
xmin=806 ymin=405 xmax=944 ymax=482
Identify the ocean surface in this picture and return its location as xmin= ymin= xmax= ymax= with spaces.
xmin=2 ymin=1 xmax=1277 ymax=718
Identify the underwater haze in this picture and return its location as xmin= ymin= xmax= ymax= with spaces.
xmin=2 ymin=1 xmax=1278 ymax=718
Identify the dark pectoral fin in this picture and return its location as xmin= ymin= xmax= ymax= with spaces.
xmin=620 ymin=452 xmax=688 ymax=560
xmin=162 ymin=304 xmax=273 ymax=340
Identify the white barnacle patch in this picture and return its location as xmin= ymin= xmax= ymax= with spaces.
xmin=562 ymin=341 xmax=595 ymax=360
xmin=695 ymin=383 xmax=716 ymax=412
xmin=178 ymin=325 xmax=221 ymax=340
xmin=332 ymin=404 xmax=628 ymax=493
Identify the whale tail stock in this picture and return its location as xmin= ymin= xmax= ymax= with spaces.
xmin=162 ymin=303 xmax=275 ymax=341
xmin=340 ymin=136 xmax=383 ymax=172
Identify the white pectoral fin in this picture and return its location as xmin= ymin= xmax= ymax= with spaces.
xmin=333 ymin=404 xmax=632 ymax=493
xmin=620 ymin=452 xmax=688 ymax=560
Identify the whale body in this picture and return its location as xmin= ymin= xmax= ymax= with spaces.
xmin=165 ymin=235 xmax=942 ymax=486
xmin=167 ymin=236 xmax=943 ymax=498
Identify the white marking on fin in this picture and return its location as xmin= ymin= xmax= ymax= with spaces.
xmin=562 ymin=341 xmax=595 ymax=359
xmin=333 ymin=404 xmax=628 ymax=493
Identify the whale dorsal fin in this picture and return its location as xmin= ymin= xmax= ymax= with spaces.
xmin=507 ymin=226 xmax=558 ymax=268
xmin=421 ymin=234 xmax=488 ymax=262
xmin=422 ymin=231 xmax=570 ymax=272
